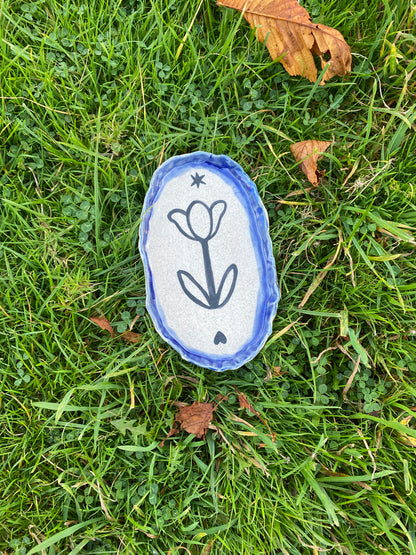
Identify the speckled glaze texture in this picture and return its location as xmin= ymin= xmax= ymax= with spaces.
xmin=139 ymin=152 xmax=280 ymax=371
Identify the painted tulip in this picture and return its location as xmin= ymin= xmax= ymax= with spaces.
xmin=168 ymin=200 xmax=237 ymax=310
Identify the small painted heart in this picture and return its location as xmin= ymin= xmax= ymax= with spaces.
xmin=214 ymin=331 xmax=227 ymax=345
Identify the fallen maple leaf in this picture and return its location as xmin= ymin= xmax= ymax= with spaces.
xmin=90 ymin=316 xmax=114 ymax=338
xmin=176 ymin=402 xmax=215 ymax=438
xmin=290 ymin=140 xmax=331 ymax=186
xmin=160 ymin=402 xmax=215 ymax=446
xmin=175 ymin=402 xmax=215 ymax=439
xmin=217 ymin=0 xmax=351 ymax=84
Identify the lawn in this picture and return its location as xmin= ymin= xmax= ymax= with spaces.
xmin=1 ymin=0 xmax=416 ymax=553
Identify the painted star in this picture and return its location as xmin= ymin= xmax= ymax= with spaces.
xmin=190 ymin=172 xmax=206 ymax=188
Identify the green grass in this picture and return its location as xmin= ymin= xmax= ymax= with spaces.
xmin=1 ymin=0 xmax=416 ymax=553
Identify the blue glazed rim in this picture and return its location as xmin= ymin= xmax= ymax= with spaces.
xmin=139 ymin=151 xmax=280 ymax=371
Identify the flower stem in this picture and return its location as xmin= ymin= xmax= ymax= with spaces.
xmin=200 ymin=239 xmax=216 ymax=306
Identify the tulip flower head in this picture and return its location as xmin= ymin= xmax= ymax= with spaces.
xmin=167 ymin=200 xmax=238 ymax=310
xmin=168 ymin=200 xmax=226 ymax=242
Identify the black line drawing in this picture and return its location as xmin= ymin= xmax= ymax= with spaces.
xmin=167 ymin=200 xmax=238 ymax=310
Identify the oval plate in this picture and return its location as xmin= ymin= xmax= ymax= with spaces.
xmin=139 ymin=152 xmax=280 ymax=371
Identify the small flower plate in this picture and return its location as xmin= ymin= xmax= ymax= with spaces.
xmin=139 ymin=152 xmax=280 ymax=371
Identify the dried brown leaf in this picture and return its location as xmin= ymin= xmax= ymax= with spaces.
xmin=217 ymin=0 xmax=351 ymax=83
xmin=120 ymin=331 xmax=142 ymax=343
xmin=237 ymin=390 xmax=257 ymax=414
xmin=272 ymin=366 xmax=286 ymax=377
xmin=90 ymin=316 xmax=114 ymax=338
xmin=90 ymin=316 xmax=143 ymax=344
xmin=175 ymin=401 xmax=215 ymax=439
xmin=216 ymin=393 xmax=230 ymax=402
xmin=234 ymin=388 xmax=267 ymax=425
xmin=290 ymin=140 xmax=331 ymax=186
xmin=159 ymin=426 xmax=180 ymax=447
